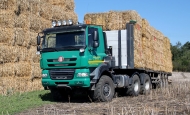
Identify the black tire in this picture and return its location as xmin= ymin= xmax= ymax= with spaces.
xmin=93 ymin=75 xmax=115 ymax=102
xmin=140 ymin=74 xmax=152 ymax=95
xmin=157 ymin=74 xmax=164 ymax=88
xmin=126 ymin=74 xmax=140 ymax=96
xmin=50 ymin=88 xmax=62 ymax=101
xmin=50 ymin=88 xmax=70 ymax=101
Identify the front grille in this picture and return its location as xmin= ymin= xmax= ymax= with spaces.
xmin=49 ymin=69 xmax=75 ymax=80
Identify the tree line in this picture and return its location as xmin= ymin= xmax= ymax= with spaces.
xmin=171 ymin=41 xmax=190 ymax=72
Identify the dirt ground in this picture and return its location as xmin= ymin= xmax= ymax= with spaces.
xmin=17 ymin=72 xmax=190 ymax=115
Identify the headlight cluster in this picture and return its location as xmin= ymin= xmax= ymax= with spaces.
xmin=77 ymin=73 xmax=88 ymax=77
xmin=52 ymin=19 xmax=73 ymax=27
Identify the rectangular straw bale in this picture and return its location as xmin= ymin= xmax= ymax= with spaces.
xmin=39 ymin=2 xmax=52 ymax=20
xmin=18 ymin=46 xmax=29 ymax=61
xmin=122 ymin=10 xmax=142 ymax=28
xmin=0 ymin=63 xmax=15 ymax=77
xmin=29 ymin=31 xmax=38 ymax=46
xmin=14 ymin=61 xmax=31 ymax=77
xmin=40 ymin=17 xmax=51 ymax=31
xmin=0 ymin=27 xmax=14 ymax=43
xmin=14 ymin=13 xmax=29 ymax=28
xmin=107 ymin=11 xmax=123 ymax=30
xmin=29 ymin=14 xmax=41 ymax=32
xmin=14 ymin=28 xmax=30 ymax=47
xmin=0 ymin=77 xmax=43 ymax=95
xmin=15 ymin=0 xmax=29 ymax=15
xmin=48 ymin=0 xmax=75 ymax=11
xmin=0 ymin=44 xmax=19 ymax=63
xmin=0 ymin=0 xmax=16 ymax=10
xmin=0 ymin=10 xmax=15 ymax=28
xmin=52 ymin=5 xmax=66 ymax=20
xmin=142 ymin=19 xmax=152 ymax=39
xmin=28 ymin=0 xmax=40 ymax=15
xmin=29 ymin=46 xmax=40 ymax=63
xmin=31 ymin=63 xmax=41 ymax=79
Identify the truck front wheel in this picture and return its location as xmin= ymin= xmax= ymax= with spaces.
xmin=93 ymin=75 xmax=115 ymax=102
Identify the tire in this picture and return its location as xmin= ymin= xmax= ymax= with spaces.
xmin=140 ymin=74 xmax=152 ymax=95
xmin=164 ymin=75 xmax=168 ymax=88
xmin=50 ymin=88 xmax=62 ymax=101
xmin=126 ymin=74 xmax=140 ymax=96
xmin=50 ymin=88 xmax=70 ymax=101
xmin=157 ymin=74 xmax=164 ymax=88
xmin=93 ymin=75 xmax=115 ymax=102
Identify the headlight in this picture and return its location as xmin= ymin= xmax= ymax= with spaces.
xmin=79 ymin=48 xmax=85 ymax=53
xmin=67 ymin=19 xmax=73 ymax=25
xmin=62 ymin=20 xmax=67 ymax=25
xmin=42 ymin=74 xmax=48 ymax=78
xmin=52 ymin=20 xmax=56 ymax=27
xmin=57 ymin=20 xmax=61 ymax=26
xmin=77 ymin=73 xmax=88 ymax=77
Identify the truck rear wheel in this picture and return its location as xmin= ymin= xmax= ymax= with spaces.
xmin=93 ymin=75 xmax=115 ymax=102
xmin=126 ymin=74 xmax=140 ymax=96
xmin=140 ymin=74 xmax=152 ymax=95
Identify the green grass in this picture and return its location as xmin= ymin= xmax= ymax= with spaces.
xmin=0 ymin=90 xmax=54 ymax=115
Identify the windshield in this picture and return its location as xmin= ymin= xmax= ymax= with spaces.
xmin=42 ymin=31 xmax=85 ymax=49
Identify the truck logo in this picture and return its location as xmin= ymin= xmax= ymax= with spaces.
xmin=58 ymin=56 xmax=64 ymax=62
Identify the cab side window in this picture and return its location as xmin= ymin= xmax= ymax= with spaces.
xmin=88 ymin=27 xmax=99 ymax=47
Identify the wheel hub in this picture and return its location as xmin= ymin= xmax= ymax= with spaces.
xmin=103 ymin=84 xmax=111 ymax=97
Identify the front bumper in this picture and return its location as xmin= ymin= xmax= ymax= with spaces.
xmin=42 ymin=78 xmax=90 ymax=88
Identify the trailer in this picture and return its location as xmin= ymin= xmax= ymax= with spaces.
xmin=37 ymin=20 xmax=172 ymax=102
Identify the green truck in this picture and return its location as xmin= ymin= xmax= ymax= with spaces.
xmin=37 ymin=20 xmax=171 ymax=102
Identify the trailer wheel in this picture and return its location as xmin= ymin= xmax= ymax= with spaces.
xmin=93 ymin=75 xmax=115 ymax=102
xmin=126 ymin=74 xmax=140 ymax=96
xmin=140 ymin=74 xmax=152 ymax=95
xmin=165 ymin=75 xmax=168 ymax=88
xmin=157 ymin=74 xmax=164 ymax=88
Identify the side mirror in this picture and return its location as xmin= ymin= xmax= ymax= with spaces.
xmin=93 ymin=41 xmax=99 ymax=48
xmin=37 ymin=45 xmax=41 ymax=51
xmin=37 ymin=34 xmax=41 ymax=45
xmin=93 ymin=31 xmax=98 ymax=41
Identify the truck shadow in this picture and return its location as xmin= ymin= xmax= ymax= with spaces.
xmin=39 ymin=92 xmax=92 ymax=103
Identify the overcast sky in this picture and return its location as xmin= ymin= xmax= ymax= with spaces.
xmin=74 ymin=0 xmax=190 ymax=45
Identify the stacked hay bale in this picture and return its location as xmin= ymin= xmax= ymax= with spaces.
xmin=0 ymin=0 xmax=77 ymax=95
xmin=84 ymin=11 xmax=172 ymax=73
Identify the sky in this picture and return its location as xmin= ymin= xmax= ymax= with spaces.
xmin=74 ymin=0 xmax=190 ymax=45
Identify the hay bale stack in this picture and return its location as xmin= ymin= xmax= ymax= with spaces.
xmin=85 ymin=10 xmax=172 ymax=72
xmin=0 ymin=0 xmax=77 ymax=95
